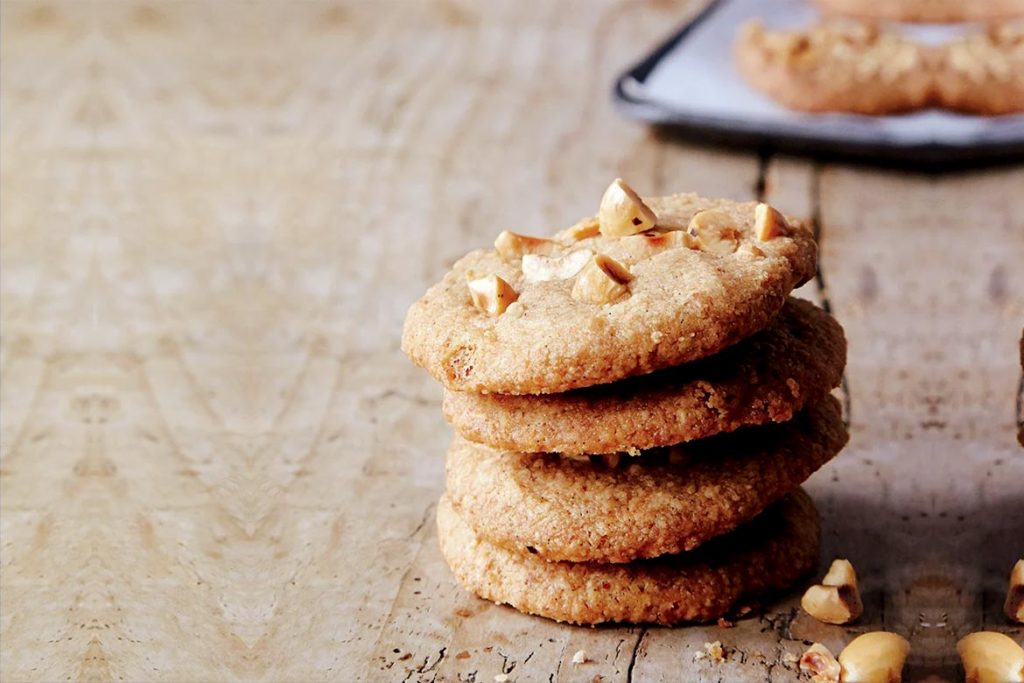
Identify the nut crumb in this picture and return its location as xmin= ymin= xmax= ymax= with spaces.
xmin=693 ymin=641 xmax=726 ymax=663
xmin=572 ymin=649 xmax=589 ymax=665
xmin=781 ymin=652 xmax=799 ymax=665
xmin=494 ymin=674 xmax=510 ymax=683
xmin=591 ymin=676 xmax=603 ymax=683
xmin=456 ymin=650 xmax=471 ymax=660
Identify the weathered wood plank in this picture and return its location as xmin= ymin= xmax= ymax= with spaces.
xmin=2 ymin=1 xmax=1022 ymax=682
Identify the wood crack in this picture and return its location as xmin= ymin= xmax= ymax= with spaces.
xmin=624 ymin=627 xmax=646 ymax=683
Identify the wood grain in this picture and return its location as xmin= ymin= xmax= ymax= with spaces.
xmin=1 ymin=1 xmax=1021 ymax=681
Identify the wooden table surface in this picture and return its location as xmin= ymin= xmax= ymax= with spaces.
xmin=1 ymin=1 xmax=1022 ymax=681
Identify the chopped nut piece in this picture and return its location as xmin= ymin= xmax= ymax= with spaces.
xmin=801 ymin=558 xmax=863 ymax=625
xmin=566 ymin=217 xmax=601 ymax=240
xmin=572 ymin=649 xmax=589 ymax=665
xmin=754 ymin=202 xmax=788 ymax=241
xmin=598 ymin=178 xmax=658 ymax=237
xmin=737 ymin=243 xmax=766 ymax=258
xmin=494 ymin=230 xmax=560 ymax=260
xmin=494 ymin=674 xmax=510 ymax=683
xmin=1005 ymin=559 xmax=1024 ymax=624
xmin=467 ymin=274 xmax=518 ymax=316
xmin=504 ymin=301 xmax=525 ymax=319
xmin=571 ymin=254 xmax=633 ymax=305
xmin=838 ymin=632 xmax=910 ymax=683
xmin=799 ymin=643 xmax=841 ymax=683
xmin=687 ymin=210 xmax=740 ymax=255
xmin=521 ymin=249 xmax=592 ymax=283
xmin=957 ymin=632 xmax=1024 ymax=683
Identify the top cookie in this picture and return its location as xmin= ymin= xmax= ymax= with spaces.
xmin=813 ymin=0 xmax=1024 ymax=23
xmin=402 ymin=183 xmax=817 ymax=395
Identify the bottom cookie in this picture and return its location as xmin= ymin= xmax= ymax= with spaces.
xmin=437 ymin=490 xmax=820 ymax=626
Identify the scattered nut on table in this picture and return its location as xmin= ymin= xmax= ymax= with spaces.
xmin=838 ymin=632 xmax=910 ymax=683
xmin=1005 ymin=559 xmax=1024 ymax=624
xmin=799 ymin=643 xmax=841 ymax=683
xmin=957 ymin=631 xmax=1024 ymax=683
xmin=801 ymin=558 xmax=864 ymax=625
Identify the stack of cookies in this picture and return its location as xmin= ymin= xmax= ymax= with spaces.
xmin=402 ymin=180 xmax=849 ymax=625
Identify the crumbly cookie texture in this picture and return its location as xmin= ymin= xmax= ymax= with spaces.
xmin=444 ymin=297 xmax=845 ymax=455
xmin=735 ymin=20 xmax=936 ymax=115
xmin=938 ymin=23 xmax=1024 ymax=116
xmin=436 ymin=490 xmax=821 ymax=626
xmin=402 ymin=190 xmax=817 ymax=395
xmin=813 ymin=0 xmax=1024 ymax=23
xmin=446 ymin=395 xmax=846 ymax=564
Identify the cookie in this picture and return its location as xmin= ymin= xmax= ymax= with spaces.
xmin=446 ymin=395 xmax=845 ymax=563
xmin=937 ymin=24 xmax=1024 ymax=115
xmin=437 ymin=490 xmax=820 ymax=625
xmin=735 ymin=20 xmax=935 ymax=115
xmin=812 ymin=0 xmax=1024 ymax=23
xmin=402 ymin=190 xmax=817 ymax=395
xmin=444 ymin=297 xmax=845 ymax=455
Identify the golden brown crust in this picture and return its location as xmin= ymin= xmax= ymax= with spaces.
xmin=444 ymin=298 xmax=845 ymax=455
xmin=402 ymin=193 xmax=817 ymax=395
xmin=437 ymin=490 xmax=821 ymax=626
xmin=446 ymin=396 xmax=846 ymax=563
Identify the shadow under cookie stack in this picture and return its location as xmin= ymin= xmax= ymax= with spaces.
xmin=402 ymin=179 xmax=849 ymax=625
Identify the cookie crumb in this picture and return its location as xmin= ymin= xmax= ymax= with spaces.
xmin=782 ymin=652 xmax=799 ymax=665
xmin=494 ymin=675 xmax=510 ymax=683
xmin=591 ymin=676 xmax=604 ymax=683
xmin=717 ymin=617 xmax=735 ymax=628
xmin=693 ymin=641 xmax=726 ymax=663
xmin=456 ymin=650 xmax=471 ymax=660
xmin=572 ymin=649 xmax=589 ymax=665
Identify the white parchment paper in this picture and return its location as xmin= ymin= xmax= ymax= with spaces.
xmin=622 ymin=0 xmax=1024 ymax=147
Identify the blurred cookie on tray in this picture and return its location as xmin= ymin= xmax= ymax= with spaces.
xmin=735 ymin=15 xmax=1024 ymax=115
xmin=812 ymin=0 xmax=1024 ymax=23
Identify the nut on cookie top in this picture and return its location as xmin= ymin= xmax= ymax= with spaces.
xmin=402 ymin=179 xmax=817 ymax=395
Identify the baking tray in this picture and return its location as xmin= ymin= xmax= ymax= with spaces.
xmin=613 ymin=0 xmax=1024 ymax=166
